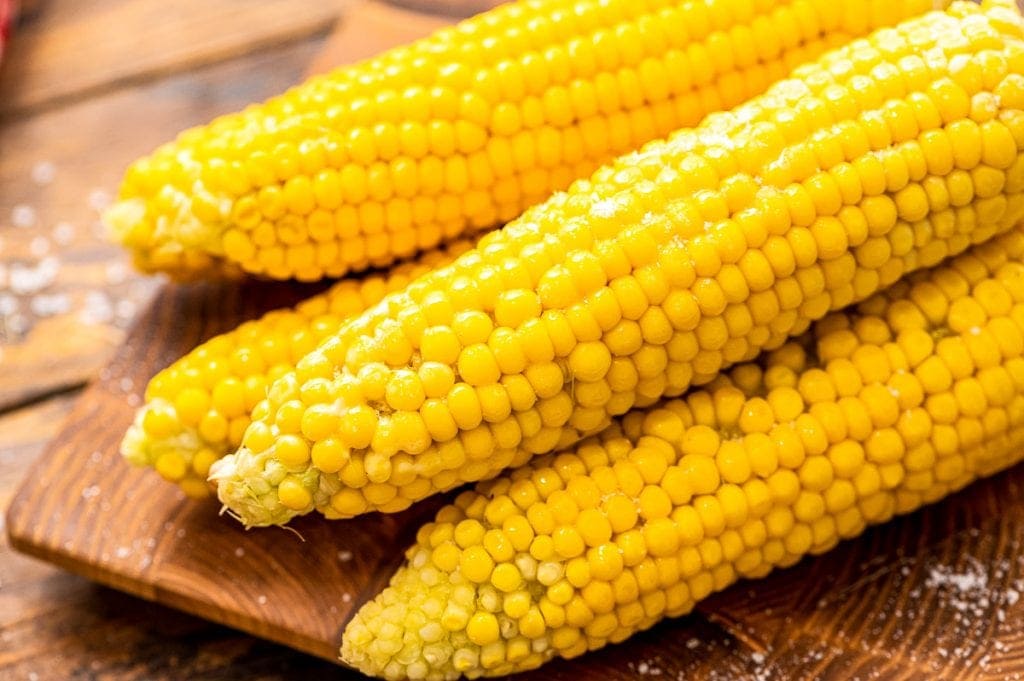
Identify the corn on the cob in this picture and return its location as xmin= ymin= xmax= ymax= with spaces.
xmin=211 ymin=0 xmax=1024 ymax=527
xmin=106 ymin=0 xmax=937 ymax=281
xmin=340 ymin=222 xmax=1024 ymax=680
xmin=121 ymin=241 xmax=472 ymax=496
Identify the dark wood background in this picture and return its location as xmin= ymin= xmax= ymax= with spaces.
xmin=6 ymin=2 xmax=1024 ymax=680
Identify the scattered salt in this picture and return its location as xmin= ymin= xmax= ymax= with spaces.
xmin=925 ymin=562 xmax=989 ymax=616
xmin=685 ymin=638 xmax=700 ymax=650
xmin=29 ymin=293 xmax=71 ymax=317
xmin=235 ymin=547 xmax=245 ymax=558
xmin=81 ymin=485 xmax=100 ymax=500
xmin=257 ymin=595 xmax=268 ymax=605
xmin=342 ymin=593 xmax=352 ymax=603
xmin=9 ymin=257 xmax=60 ymax=294
xmin=338 ymin=550 xmax=353 ymax=562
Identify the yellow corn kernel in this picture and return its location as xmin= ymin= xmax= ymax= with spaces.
xmin=343 ymin=211 xmax=1024 ymax=680
xmin=107 ymin=0 xmax=935 ymax=281
xmin=120 ymin=241 xmax=470 ymax=496
xmin=217 ymin=0 xmax=1023 ymax=527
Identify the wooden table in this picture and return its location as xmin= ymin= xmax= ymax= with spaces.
xmin=8 ymin=3 xmax=1024 ymax=681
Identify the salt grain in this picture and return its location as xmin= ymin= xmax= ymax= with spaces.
xmin=88 ymin=188 xmax=112 ymax=212
xmin=52 ymin=222 xmax=75 ymax=245
xmin=29 ymin=236 xmax=50 ymax=257
xmin=338 ymin=550 xmax=353 ymax=562
xmin=81 ymin=485 xmax=100 ymax=500
xmin=115 ymin=298 xmax=138 ymax=325
xmin=79 ymin=290 xmax=114 ymax=325
xmin=6 ymin=313 xmax=28 ymax=335
xmin=11 ymin=204 xmax=36 ymax=228
xmin=235 ymin=547 xmax=245 ymax=558
xmin=31 ymin=161 xmax=56 ymax=185
xmin=342 ymin=593 xmax=352 ymax=603
xmin=0 ymin=294 xmax=18 ymax=316
xmin=105 ymin=261 xmax=128 ymax=284
xmin=257 ymin=595 xmax=268 ymax=605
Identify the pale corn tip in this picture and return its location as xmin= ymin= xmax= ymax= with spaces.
xmin=120 ymin=240 xmax=473 ymax=498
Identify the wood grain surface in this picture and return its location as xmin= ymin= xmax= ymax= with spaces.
xmin=0 ymin=0 xmax=343 ymax=116
xmin=7 ymin=2 xmax=1024 ymax=680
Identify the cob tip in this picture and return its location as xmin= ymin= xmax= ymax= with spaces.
xmin=208 ymin=447 xmax=317 ymax=527
xmin=103 ymin=192 xmax=238 ymax=280
xmin=340 ymin=542 xmax=554 ymax=681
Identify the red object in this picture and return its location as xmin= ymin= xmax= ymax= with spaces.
xmin=0 ymin=0 xmax=14 ymax=63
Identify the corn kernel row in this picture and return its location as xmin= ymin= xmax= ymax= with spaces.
xmin=106 ymin=0 xmax=936 ymax=280
xmin=340 ymin=220 xmax=1024 ymax=680
xmin=121 ymin=241 xmax=472 ymax=496
xmin=211 ymin=1 xmax=1024 ymax=527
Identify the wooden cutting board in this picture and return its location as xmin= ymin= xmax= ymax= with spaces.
xmin=10 ymin=2 xmax=1024 ymax=679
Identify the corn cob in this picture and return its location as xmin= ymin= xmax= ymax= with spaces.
xmin=105 ymin=0 xmax=937 ymax=281
xmin=340 ymin=223 xmax=1024 ymax=680
xmin=121 ymin=241 xmax=472 ymax=497
xmin=211 ymin=0 xmax=1024 ymax=527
